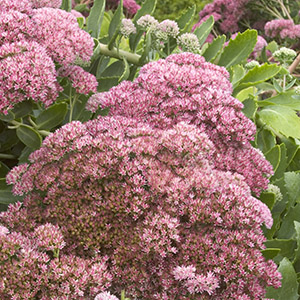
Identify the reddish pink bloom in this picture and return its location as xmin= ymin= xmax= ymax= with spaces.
xmin=58 ymin=65 xmax=98 ymax=95
xmin=31 ymin=7 xmax=94 ymax=66
xmin=0 ymin=41 xmax=62 ymax=113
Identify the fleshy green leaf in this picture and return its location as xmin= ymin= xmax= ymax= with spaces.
xmin=242 ymin=97 xmax=257 ymax=120
xmin=260 ymin=192 xmax=276 ymax=210
xmin=0 ymin=110 xmax=15 ymax=122
xmin=108 ymin=0 xmax=123 ymax=49
xmin=119 ymin=57 xmax=130 ymax=83
xmin=265 ymin=145 xmax=281 ymax=174
xmin=60 ymin=0 xmax=72 ymax=11
xmin=229 ymin=65 xmax=245 ymax=87
xmin=258 ymin=106 xmax=300 ymax=138
xmin=0 ymin=129 xmax=19 ymax=151
xmin=36 ymin=103 xmax=68 ymax=130
xmin=175 ymin=5 xmax=196 ymax=33
xmin=234 ymin=63 xmax=281 ymax=93
xmin=138 ymin=30 xmax=152 ymax=65
xmin=12 ymin=101 xmax=33 ymax=118
xmin=202 ymin=35 xmax=226 ymax=62
xmin=218 ymin=30 xmax=257 ymax=68
xmin=0 ymin=162 xmax=9 ymax=178
xmin=260 ymin=91 xmax=300 ymax=110
xmin=16 ymin=125 xmax=42 ymax=150
xmin=293 ymin=221 xmax=300 ymax=272
xmin=0 ymin=189 xmax=23 ymax=205
xmin=193 ymin=15 xmax=214 ymax=47
xmin=261 ymin=248 xmax=281 ymax=260
xmin=255 ymin=128 xmax=276 ymax=153
xmin=264 ymin=240 xmax=296 ymax=261
xmin=87 ymin=0 xmax=105 ymax=38
xmin=266 ymin=258 xmax=299 ymax=300
xmin=277 ymin=203 xmax=300 ymax=239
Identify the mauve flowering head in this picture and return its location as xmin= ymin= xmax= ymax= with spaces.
xmin=95 ymin=291 xmax=119 ymax=300
xmin=31 ymin=7 xmax=94 ymax=66
xmin=33 ymin=223 xmax=66 ymax=251
xmin=264 ymin=19 xmax=295 ymax=38
xmin=87 ymin=52 xmax=272 ymax=194
xmin=30 ymin=0 xmax=62 ymax=8
xmin=58 ymin=65 xmax=98 ymax=95
xmin=195 ymin=0 xmax=251 ymax=34
xmin=0 ymin=0 xmax=33 ymax=14
xmin=0 ymin=10 xmax=35 ymax=46
xmin=1 ymin=114 xmax=280 ymax=298
xmin=0 ymin=40 xmax=62 ymax=113
xmin=123 ymin=0 xmax=140 ymax=15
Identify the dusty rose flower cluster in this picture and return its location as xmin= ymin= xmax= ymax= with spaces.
xmin=87 ymin=52 xmax=272 ymax=194
xmin=0 ymin=224 xmax=111 ymax=299
xmin=0 ymin=0 xmax=96 ymax=114
xmin=2 ymin=79 xmax=280 ymax=300
xmin=264 ymin=19 xmax=300 ymax=40
xmin=194 ymin=0 xmax=251 ymax=33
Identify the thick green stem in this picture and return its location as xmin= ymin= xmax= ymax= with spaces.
xmin=99 ymin=43 xmax=141 ymax=65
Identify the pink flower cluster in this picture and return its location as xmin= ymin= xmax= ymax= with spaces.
xmin=0 ymin=224 xmax=111 ymax=299
xmin=58 ymin=65 xmax=98 ymax=95
xmin=87 ymin=52 xmax=272 ymax=194
xmin=1 ymin=110 xmax=281 ymax=298
xmin=0 ymin=0 xmax=96 ymax=113
xmin=194 ymin=0 xmax=251 ymax=33
xmin=0 ymin=41 xmax=62 ymax=113
xmin=264 ymin=19 xmax=300 ymax=40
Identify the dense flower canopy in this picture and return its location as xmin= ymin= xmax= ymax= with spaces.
xmin=87 ymin=52 xmax=273 ymax=194
xmin=1 ymin=112 xmax=280 ymax=299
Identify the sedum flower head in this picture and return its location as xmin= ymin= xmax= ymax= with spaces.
xmin=2 ymin=113 xmax=280 ymax=299
xmin=0 ymin=41 xmax=62 ymax=113
xmin=137 ymin=14 xmax=159 ymax=31
xmin=58 ymin=65 xmax=98 ymax=95
xmin=33 ymin=223 xmax=66 ymax=251
xmin=0 ymin=10 xmax=35 ymax=46
xmin=157 ymin=19 xmax=180 ymax=38
xmin=30 ymin=0 xmax=62 ymax=8
xmin=273 ymin=47 xmax=297 ymax=63
xmin=87 ymin=52 xmax=273 ymax=194
xmin=0 ymin=0 xmax=33 ymax=14
xmin=177 ymin=33 xmax=200 ymax=53
xmin=31 ymin=7 xmax=94 ymax=66
xmin=120 ymin=18 xmax=136 ymax=38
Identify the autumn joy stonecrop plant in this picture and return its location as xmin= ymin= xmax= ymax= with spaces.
xmin=1 ymin=53 xmax=281 ymax=299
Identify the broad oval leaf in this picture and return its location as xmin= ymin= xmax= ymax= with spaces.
xmin=36 ymin=103 xmax=68 ymax=130
xmin=218 ymin=29 xmax=257 ymax=68
xmin=193 ymin=15 xmax=214 ymax=47
xmin=133 ymin=0 xmax=157 ymax=23
xmin=235 ymin=63 xmax=281 ymax=93
xmin=0 ymin=189 xmax=23 ymax=205
xmin=87 ymin=0 xmax=105 ymax=38
xmin=16 ymin=125 xmax=42 ymax=150
xmin=60 ymin=0 xmax=72 ymax=11
xmin=176 ymin=5 xmax=196 ymax=33
xmin=258 ymin=105 xmax=300 ymax=138
xmin=108 ymin=0 xmax=123 ymax=49
xmin=202 ymin=35 xmax=226 ymax=62
xmin=0 ymin=110 xmax=15 ymax=122
xmin=266 ymin=257 xmax=299 ymax=300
